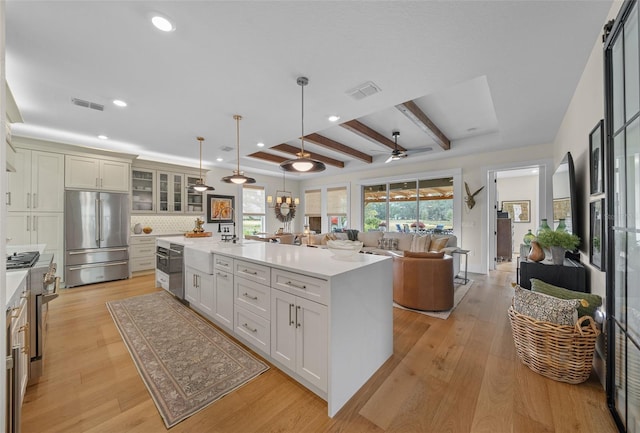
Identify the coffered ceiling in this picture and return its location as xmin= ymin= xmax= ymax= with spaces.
xmin=4 ymin=1 xmax=612 ymax=178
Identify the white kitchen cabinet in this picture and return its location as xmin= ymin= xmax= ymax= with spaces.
xmin=157 ymin=171 xmax=184 ymax=213
xmin=10 ymin=286 xmax=29 ymax=407
xmin=185 ymin=266 xmax=214 ymax=317
xmin=271 ymin=288 xmax=328 ymax=392
xmin=131 ymin=169 xmax=155 ymax=212
xmin=6 ymin=212 xmax=64 ymax=263
xmin=130 ymin=236 xmax=156 ymax=273
xmin=185 ymin=175 xmax=205 ymax=214
xmin=7 ymin=148 xmax=64 ymax=212
xmin=65 ymin=155 xmax=130 ymax=192
xmin=213 ymin=268 xmax=234 ymax=331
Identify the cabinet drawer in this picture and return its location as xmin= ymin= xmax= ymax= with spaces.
xmin=156 ymin=270 xmax=169 ymax=290
xmin=234 ymin=276 xmax=270 ymax=320
xmin=131 ymin=243 xmax=156 ymax=258
xmin=131 ymin=256 xmax=155 ymax=272
xmin=271 ymin=269 xmax=329 ymax=305
xmin=214 ymin=255 xmax=233 ymax=272
xmin=234 ymin=305 xmax=270 ymax=356
xmin=184 ymin=247 xmax=213 ymax=274
xmin=130 ymin=236 xmax=156 ymax=245
xmin=234 ymin=260 xmax=270 ymax=285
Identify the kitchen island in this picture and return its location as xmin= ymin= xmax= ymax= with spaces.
xmin=156 ymin=237 xmax=393 ymax=417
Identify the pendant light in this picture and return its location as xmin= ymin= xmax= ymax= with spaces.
xmin=280 ymin=76 xmax=326 ymax=173
xmin=192 ymin=136 xmax=215 ymax=192
xmin=222 ymin=115 xmax=256 ymax=184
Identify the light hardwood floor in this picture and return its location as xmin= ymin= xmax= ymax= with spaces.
xmin=22 ymin=266 xmax=619 ymax=433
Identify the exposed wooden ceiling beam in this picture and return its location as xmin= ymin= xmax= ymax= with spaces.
xmin=271 ymin=144 xmax=345 ymax=168
xmin=247 ymin=151 xmax=288 ymax=165
xmin=340 ymin=120 xmax=406 ymax=152
xmin=395 ymin=100 xmax=450 ymax=150
xmin=304 ymin=133 xmax=373 ymax=163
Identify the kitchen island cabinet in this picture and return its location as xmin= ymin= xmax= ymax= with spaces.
xmin=162 ymin=237 xmax=392 ymax=417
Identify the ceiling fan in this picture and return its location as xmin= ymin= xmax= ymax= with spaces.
xmin=384 ymin=131 xmax=432 ymax=163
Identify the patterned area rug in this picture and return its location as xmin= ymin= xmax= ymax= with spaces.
xmin=107 ymin=291 xmax=269 ymax=428
xmin=393 ymin=279 xmax=474 ymax=320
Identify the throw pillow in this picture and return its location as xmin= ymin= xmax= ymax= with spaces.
xmin=404 ymin=251 xmax=445 ymax=259
xmin=358 ymin=231 xmax=384 ymax=247
xmin=429 ymin=236 xmax=449 ymax=252
xmin=322 ymin=233 xmax=337 ymax=245
xmin=513 ymin=285 xmax=579 ymax=326
xmin=410 ymin=235 xmax=430 ymax=252
xmin=530 ymin=278 xmax=602 ymax=318
xmin=378 ymin=237 xmax=400 ymax=251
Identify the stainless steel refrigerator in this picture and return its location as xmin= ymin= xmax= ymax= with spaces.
xmin=64 ymin=190 xmax=130 ymax=287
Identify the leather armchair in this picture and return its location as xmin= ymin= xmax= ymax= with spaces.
xmin=391 ymin=252 xmax=454 ymax=311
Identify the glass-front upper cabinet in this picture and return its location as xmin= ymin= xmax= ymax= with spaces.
xmin=131 ymin=169 xmax=155 ymax=212
xmin=158 ymin=171 xmax=184 ymax=213
xmin=186 ymin=175 xmax=204 ymax=214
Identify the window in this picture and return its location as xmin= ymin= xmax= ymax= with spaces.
xmin=327 ymin=186 xmax=347 ymax=232
xmin=305 ymin=189 xmax=321 ymax=233
xmin=242 ymin=185 xmax=265 ymax=236
xmin=363 ymin=177 xmax=453 ymax=233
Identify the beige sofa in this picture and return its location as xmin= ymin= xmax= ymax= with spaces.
xmin=306 ymin=231 xmax=460 ymax=278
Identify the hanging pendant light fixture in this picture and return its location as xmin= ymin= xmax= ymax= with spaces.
xmin=280 ymin=76 xmax=326 ymax=173
xmin=222 ymin=114 xmax=256 ymax=184
xmin=192 ymin=136 xmax=215 ymax=192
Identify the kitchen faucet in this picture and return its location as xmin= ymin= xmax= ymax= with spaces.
xmin=220 ymin=207 xmax=237 ymax=243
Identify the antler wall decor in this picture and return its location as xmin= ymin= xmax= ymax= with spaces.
xmin=464 ymin=182 xmax=485 ymax=210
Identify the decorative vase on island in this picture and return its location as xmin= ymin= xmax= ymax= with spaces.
xmin=556 ymin=218 xmax=567 ymax=232
xmin=133 ymin=223 xmax=142 ymax=234
xmin=523 ymin=229 xmax=535 ymax=246
xmin=527 ymin=240 xmax=545 ymax=262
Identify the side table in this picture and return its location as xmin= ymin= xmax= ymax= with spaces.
xmin=451 ymin=249 xmax=470 ymax=284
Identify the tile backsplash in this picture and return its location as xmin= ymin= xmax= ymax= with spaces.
xmin=130 ymin=215 xmax=202 ymax=235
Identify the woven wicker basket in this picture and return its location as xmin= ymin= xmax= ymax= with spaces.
xmin=508 ymin=306 xmax=600 ymax=384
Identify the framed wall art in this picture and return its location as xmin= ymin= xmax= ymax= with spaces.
xmin=501 ymin=200 xmax=531 ymax=223
xmin=206 ymin=194 xmax=235 ymax=223
xmin=590 ymin=198 xmax=605 ymax=271
xmin=589 ymin=119 xmax=604 ymax=195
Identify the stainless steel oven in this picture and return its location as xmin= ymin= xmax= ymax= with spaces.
xmin=156 ymin=243 xmax=184 ymax=299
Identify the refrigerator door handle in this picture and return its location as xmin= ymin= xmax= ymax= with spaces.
xmin=68 ymin=261 xmax=128 ymax=271
xmin=99 ymin=199 xmax=104 ymax=241
xmin=95 ymin=198 xmax=100 ymax=242
xmin=68 ymin=247 xmax=128 ymax=255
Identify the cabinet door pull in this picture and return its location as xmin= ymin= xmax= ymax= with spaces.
xmin=289 ymin=303 xmax=295 ymax=326
xmin=296 ymin=305 xmax=301 ymax=328
xmin=6 ymin=192 xmax=11 ymax=206
xmin=216 ymin=260 xmax=228 ymax=267
xmin=33 ymin=215 xmax=37 ymax=231
xmin=242 ymin=292 xmax=258 ymax=301
xmin=243 ymin=269 xmax=258 ymax=275
xmin=96 ymin=178 xmax=99 ymax=188
xmin=33 ymin=193 xmax=37 ymax=209
xmin=242 ymin=323 xmax=258 ymax=333
xmin=26 ymin=192 xmax=31 ymax=209
xmin=216 ymin=272 xmax=227 ymax=278
xmin=286 ymin=281 xmax=307 ymax=290
xmin=26 ymin=216 xmax=30 ymax=232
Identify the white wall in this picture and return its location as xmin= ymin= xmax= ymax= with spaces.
xmin=552 ymin=0 xmax=623 ymax=300
xmin=497 ymin=174 xmax=539 ymax=252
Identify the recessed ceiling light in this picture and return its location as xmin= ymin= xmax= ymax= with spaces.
xmin=113 ymin=99 xmax=127 ymax=107
xmin=328 ymin=115 xmax=340 ymax=122
xmin=216 ymin=157 xmax=223 ymax=162
xmin=151 ymin=15 xmax=175 ymax=32
xmin=98 ymin=135 xmax=108 ymax=140
xmin=257 ymin=142 xmax=265 ymax=148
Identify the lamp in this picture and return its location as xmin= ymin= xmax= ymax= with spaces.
xmin=267 ymin=169 xmax=299 ymax=209
xmin=280 ymin=76 xmax=326 ymax=173
xmin=191 ymin=136 xmax=214 ymax=192
xmin=222 ymin=115 xmax=256 ymax=185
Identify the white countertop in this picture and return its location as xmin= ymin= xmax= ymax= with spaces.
xmin=159 ymin=236 xmax=390 ymax=279
xmin=6 ymin=270 xmax=28 ymax=309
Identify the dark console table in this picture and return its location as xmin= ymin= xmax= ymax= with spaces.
xmin=518 ymin=257 xmax=588 ymax=293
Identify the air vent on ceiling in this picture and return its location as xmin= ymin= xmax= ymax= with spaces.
xmin=220 ymin=146 xmax=234 ymax=152
xmin=71 ymin=98 xmax=104 ymax=111
xmin=347 ymin=81 xmax=382 ymax=100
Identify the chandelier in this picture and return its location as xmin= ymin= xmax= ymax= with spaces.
xmin=267 ymin=169 xmax=299 ymax=223
xmin=280 ymin=76 xmax=326 ymax=173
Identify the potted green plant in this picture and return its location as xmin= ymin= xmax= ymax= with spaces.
xmin=535 ymin=229 xmax=580 ymax=265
